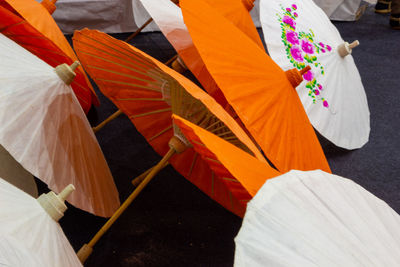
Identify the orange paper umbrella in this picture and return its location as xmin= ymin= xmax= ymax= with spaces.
xmin=181 ymin=0 xmax=331 ymax=173
xmin=173 ymin=115 xmax=281 ymax=200
xmin=0 ymin=0 xmax=98 ymax=113
xmin=140 ymin=0 xmax=262 ymax=107
xmin=73 ymin=28 xmax=267 ymax=262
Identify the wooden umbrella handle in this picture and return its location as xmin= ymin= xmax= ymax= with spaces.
xmin=77 ymin=147 xmax=176 ymax=263
xmin=131 ymin=161 xmax=170 ymax=187
xmin=92 ymin=109 xmax=123 ymax=133
xmin=125 ymin=18 xmax=154 ymax=43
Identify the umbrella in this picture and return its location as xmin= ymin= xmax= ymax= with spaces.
xmin=0 ymin=177 xmax=82 ymax=266
xmin=0 ymin=235 xmax=46 ymax=266
xmin=73 ymin=28 xmax=266 ymax=262
xmin=172 ymin=114 xmax=281 ymax=198
xmin=0 ymin=144 xmax=37 ymax=197
xmin=0 ymin=32 xmax=120 ymax=217
xmin=129 ymin=0 xmax=256 ymax=42
xmin=234 ymin=170 xmax=400 ymax=266
xmin=139 ymin=0 xmax=263 ymax=108
xmin=181 ymin=0 xmax=331 ymax=173
xmin=259 ymin=0 xmax=370 ymax=149
xmin=0 ymin=1 xmax=98 ymax=113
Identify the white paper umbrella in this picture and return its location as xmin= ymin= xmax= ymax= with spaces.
xmin=0 ymin=177 xmax=82 ymax=266
xmin=235 ymin=170 xmax=400 ymax=266
xmin=0 ymin=144 xmax=37 ymax=197
xmin=0 ymin=235 xmax=46 ymax=267
xmin=260 ymin=0 xmax=370 ymax=149
xmin=0 ymin=33 xmax=120 ymax=217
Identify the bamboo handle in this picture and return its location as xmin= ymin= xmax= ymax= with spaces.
xmin=164 ymin=54 xmax=178 ymax=66
xmin=92 ymin=109 xmax=123 ymax=133
xmin=77 ymin=148 xmax=176 ymax=263
xmin=131 ymin=161 xmax=170 ymax=187
xmin=125 ymin=18 xmax=154 ymax=42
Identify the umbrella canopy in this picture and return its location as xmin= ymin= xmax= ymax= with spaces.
xmin=73 ymin=29 xmax=266 ymax=217
xmin=173 ymin=115 xmax=280 ymax=200
xmin=181 ymin=0 xmax=331 ymax=173
xmin=0 ymin=33 xmax=120 ymax=217
xmin=0 ymin=235 xmax=46 ymax=266
xmin=139 ymin=0 xmax=262 ymax=107
xmin=0 ymin=177 xmax=82 ymax=266
xmin=0 ymin=144 xmax=37 ymax=198
xmin=259 ymin=0 xmax=370 ymax=149
xmin=234 ymin=169 xmax=400 ymax=266
xmin=0 ymin=1 xmax=98 ymax=113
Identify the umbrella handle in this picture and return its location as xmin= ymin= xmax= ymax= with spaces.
xmin=77 ymin=136 xmax=187 ymax=263
xmin=125 ymin=18 xmax=154 ymax=43
xmin=131 ymin=161 xmax=170 ymax=187
xmin=92 ymin=109 xmax=123 ymax=133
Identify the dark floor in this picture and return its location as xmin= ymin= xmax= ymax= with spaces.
xmin=54 ymin=5 xmax=400 ymax=267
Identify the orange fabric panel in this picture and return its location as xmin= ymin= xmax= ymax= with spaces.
xmin=173 ymin=115 xmax=280 ymax=197
xmin=2 ymin=0 xmax=98 ymax=111
xmin=181 ymin=0 xmax=331 ymax=173
xmin=0 ymin=6 xmax=95 ymax=113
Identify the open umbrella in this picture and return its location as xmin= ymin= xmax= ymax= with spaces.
xmin=0 ymin=235 xmax=46 ymax=266
xmin=181 ymin=0 xmax=331 ymax=173
xmin=129 ymin=0 xmax=256 ymax=42
xmin=259 ymin=0 xmax=370 ymax=149
xmin=0 ymin=0 xmax=98 ymax=113
xmin=0 ymin=177 xmax=82 ymax=266
xmin=73 ymin=28 xmax=266 ymax=262
xmin=234 ymin=170 xmax=400 ymax=266
xmin=0 ymin=32 xmax=120 ymax=217
xmin=139 ymin=0 xmax=263 ymax=108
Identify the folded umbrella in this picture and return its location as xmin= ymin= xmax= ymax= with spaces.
xmin=259 ymin=0 xmax=370 ymax=149
xmin=181 ymin=0 xmax=331 ymax=173
xmin=0 ymin=33 xmax=120 ymax=217
xmin=235 ymin=170 xmax=400 ymax=266
xmin=0 ymin=177 xmax=82 ymax=266
xmin=0 ymin=0 xmax=98 ymax=113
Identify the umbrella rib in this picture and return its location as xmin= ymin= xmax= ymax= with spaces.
xmin=129 ymin=108 xmax=171 ymax=118
xmin=148 ymin=125 xmax=173 ymax=141
xmin=95 ymin=79 xmax=162 ymax=93
xmin=75 ymin=36 xmax=161 ymax=73
xmin=0 ymin=20 xmax=26 ymax=32
xmin=76 ymin=49 xmax=162 ymax=81
xmin=187 ymin=153 xmax=198 ymax=178
xmin=222 ymin=177 xmax=240 ymax=183
xmin=115 ymin=98 xmax=164 ymax=101
xmin=85 ymin=64 xmax=163 ymax=85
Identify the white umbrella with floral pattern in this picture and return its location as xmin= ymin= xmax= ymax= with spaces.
xmin=260 ymin=0 xmax=370 ymax=149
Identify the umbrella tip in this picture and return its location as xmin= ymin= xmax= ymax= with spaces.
xmin=41 ymin=0 xmax=57 ymax=14
xmin=337 ymin=40 xmax=360 ymax=57
xmin=37 ymin=184 xmax=75 ymax=222
xmin=58 ymin=184 xmax=75 ymax=201
xmin=55 ymin=61 xmax=80 ymax=85
xmin=285 ymin=66 xmax=310 ymax=88
xmin=300 ymin=65 xmax=311 ymax=76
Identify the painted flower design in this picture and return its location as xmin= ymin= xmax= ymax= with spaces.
xmin=282 ymin=16 xmax=296 ymax=29
xmin=301 ymin=39 xmax=314 ymax=54
xmin=290 ymin=46 xmax=303 ymax=61
xmin=302 ymin=70 xmax=314 ymax=81
xmin=286 ymin=31 xmax=299 ymax=45
xmin=277 ymin=3 xmax=332 ymax=108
